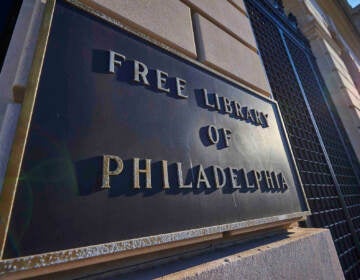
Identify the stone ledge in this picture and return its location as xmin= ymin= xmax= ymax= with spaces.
xmin=0 ymin=0 xmax=44 ymax=123
xmin=125 ymin=228 xmax=344 ymax=280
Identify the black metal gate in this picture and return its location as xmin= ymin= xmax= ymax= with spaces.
xmin=246 ymin=0 xmax=360 ymax=278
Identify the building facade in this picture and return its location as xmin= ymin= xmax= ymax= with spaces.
xmin=353 ymin=4 xmax=360 ymax=32
xmin=0 ymin=0 xmax=359 ymax=279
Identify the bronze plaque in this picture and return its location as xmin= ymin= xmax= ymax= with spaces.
xmin=2 ymin=0 xmax=308 ymax=262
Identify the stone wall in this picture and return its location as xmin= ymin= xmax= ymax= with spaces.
xmin=81 ymin=0 xmax=271 ymax=96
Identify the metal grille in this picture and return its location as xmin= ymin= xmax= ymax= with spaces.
xmin=246 ymin=0 xmax=360 ymax=278
xmin=285 ymin=37 xmax=360 ymax=275
xmin=308 ymin=58 xmax=360 ymax=182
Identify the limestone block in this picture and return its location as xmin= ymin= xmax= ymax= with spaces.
xmin=0 ymin=0 xmax=43 ymax=123
xmin=339 ymin=88 xmax=360 ymax=118
xmin=329 ymin=88 xmax=360 ymax=159
xmin=13 ymin=0 xmax=45 ymax=102
xmin=193 ymin=14 xmax=271 ymax=96
xmin=311 ymin=40 xmax=346 ymax=75
xmin=172 ymin=229 xmax=344 ymax=280
xmin=228 ymin=0 xmax=246 ymax=14
xmin=353 ymin=107 xmax=360 ymax=120
xmin=337 ymin=71 xmax=360 ymax=100
xmin=325 ymin=50 xmax=351 ymax=75
xmin=181 ymin=0 xmax=256 ymax=49
xmin=342 ymin=52 xmax=360 ymax=93
xmin=83 ymin=0 xmax=196 ymax=57
xmin=346 ymin=89 xmax=360 ymax=108
xmin=124 ymin=228 xmax=344 ymax=280
xmin=320 ymin=66 xmax=360 ymax=105
xmin=324 ymin=72 xmax=347 ymax=97
xmin=0 ymin=103 xmax=21 ymax=192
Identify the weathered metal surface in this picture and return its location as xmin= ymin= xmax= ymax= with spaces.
xmin=1 ymin=0 xmax=307 ymax=268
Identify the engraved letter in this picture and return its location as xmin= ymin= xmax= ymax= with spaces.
xmin=214 ymin=93 xmax=221 ymax=111
xmin=202 ymin=88 xmax=215 ymax=109
xmin=223 ymin=97 xmax=233 ymax=114
xmin=262 ymin=170 xmax=274 ymax=189
xmin=196 ymin=165 xmax=211 ymax=188
xmin=101 ymin=155 xmax=124 ymax=189
xmin=244 ymin=107 xmax=255 ymax=123
xmin=175 ymin=78 xmax=188 ymax=98
xmin=249 ymin=170 xmax=261 ymax=189
xmin=233 ymin=101 xmax=244 ymax=119
xmin=260 ymin=112 xmax=269 ymax=127
xmin=229 ymin=167 xmax=241 ymax=189
xmin=278 ymin=173 xmax=288 ymax=190
xmin=156 ymin=70 xmax=170 ymax=93
xmin=271 ymin=171 xmax=280 ymax=189
xmin=207 ymin=125 xmax=219 ymax=144
xmin=161 ymin=160 xmax=170 ymax=189
xmin=176 ymin=162 xmax=192 ymax=188
xmin=212 ymin=165 xmax=226 ymax=188
xmin=222 ymin=128 xmax=232 ymax=147
xmin=253 ymin=110 xmax=262 ymax=125
xmin=109 ymin=51 xmax=125 ymax=73
xmin=240 ymin=168 xmax=250 ymax=189
xmin=133 ymin=158 xmax=152 ymax=189
xmin=133 ymin=60 xmax=150 ymax=86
